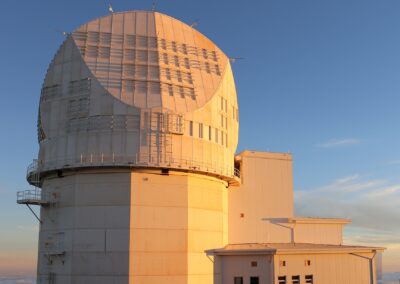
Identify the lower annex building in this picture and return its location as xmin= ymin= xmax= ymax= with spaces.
xmin=210 ymin=150 xmax=384 ymax=284
xmin=17 ymin=9 xmax=383 ymax=284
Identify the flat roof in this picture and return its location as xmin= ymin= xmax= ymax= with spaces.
xmin=235 ymin=150 xmax=292 ymax=161
xmin=286 ymin=217 xmax=352 ymax=224
xmin=207 ymin=243 xmax=385 ymax=256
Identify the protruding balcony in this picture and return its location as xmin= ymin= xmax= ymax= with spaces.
xmin=17 ymin=189 xmax=49 ymax=206
xmin=17 ymin=189 xmax=50 ymax=223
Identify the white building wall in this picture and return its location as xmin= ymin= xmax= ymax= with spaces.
xmin=37 ymin=170 xmax=131 ymax=284
xmin=229 ymin=151 xmax=294 ymax=244
xmin=219 ymin=255 xmax=274 ymax=284
xmin=274 ymin=252 xmax=375 ymax=284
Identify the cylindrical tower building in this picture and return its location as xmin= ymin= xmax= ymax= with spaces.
xmin=25 ymin=10 xmax=240 ymax=284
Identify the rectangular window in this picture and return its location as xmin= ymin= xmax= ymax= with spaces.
xmin=160 ymin=39 xmax=167 ymax=50
xmin=221 ymin=97 xmax=224 ymax=110
xmin=251 ymin=261 xmax=257 ymax=267
xmin=205 ymin=62 xmax=211 ymax=73
xmin=166 ymin=68 xmax=171 ymax=80
xmin=174 ymin=55 xmax=180 ymax=67
xmin=221 ymin=115 xmax=224 ymax=128
xmin=212 ymin=50 xmax=218 ymax=61
xmin=176 ymin=70 xmax=182 ymax=82
xmin=215 ymin=129 xmax=218 ymax=143
xmin=190 ymin=88 xmax=196 ymax=100
xmin=292 ymin=276 xmax=300 ymax=284
xmin=215 ymin=64 xmax=221 ymax=75
xmin=209 ymin=126 xmax=212 ymax=141
xmin=199 ymin=123 xmax=203 ymax=138
xmin=305 ymin=275 xmax=313 ymax=284
xmin=172 ymin=41 xmax=177 ymax=52
xmin=186 ymin=73 xmax=193 ymax=84
xmin=278 ymin=276 xmax=287 ymax=284
xmin=250 ymin=277 xmax=259 ymax=284
xmin=168 ymin=84 xmax=173 ymax=97
xmin=189 ymin=121 xmax=193 ymax=136
xmin=182 ymin=44 xmax=188 ymax=54
xmin=163 ymin=53 xmax=168 ymax=64
xmin=305 ymin=260 xmax=311 ymax=266
xmin=234 ymin=277 xmax=243 ymax=284
xmin=225 ymin=117 xmax=228 ymax=129
xmin=221 ymin=132 xmax=224 ymax=145
xmin=184 ymin=57 xmax=190 ymax=69
xmin=226 ymin=133 xmax=228 ymax=147
xmin=202 ymin=48 xmax=208 ymax=59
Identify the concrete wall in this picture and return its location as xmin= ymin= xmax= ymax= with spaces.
xmin=274 ymin=252 xmax=376 ymax=284
xmin=294 ymin=223 xmax=344 ymax=245
xmin=37 ymin=169 xmax=228 ymax=284
xmin=229 ymin=152 xmax=294 ymax=244
xmin=38 ymin=170 xmax=132 ymax=284
xmin=216 ymin=252 xmax=376 ymax=284
xmin=129 ymin=170 xmax=228 ymax=284
xmin=219 ymin=255 xmax=274 ymax=284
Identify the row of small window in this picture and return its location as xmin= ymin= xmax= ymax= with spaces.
xmin=280 ymin=260 xmax=311 ymax=267
xmin=278 ymin=275 xmax=313 ymax=284
xmin=161 ymin=53 xmax=221 ymax=75
xmin=80 ymin=45 xmax=221 ymax=76
xmin=74 ymin=32 xmax=157 ymax=48
xmin=188 ymin=121 xmax=228 ymax=147
xmin=89 ymin=61 xmax=193 ymax=86
xmin=159 ymin=38 xmax=219 ymax=62
xmin=220 ymin=96 xmax=239 ymax=123
xmin=234 ymin=276 xmax=259 ymax=284
xmin=122 ymin=80 xmax=196 ymax=100
xmin=161 ymin=83 xmax=196 ymax=100
xmin=83 ymin=46 xmax=159 ymax=62
xmin=74 ymin=32 xmax=220 ymax=63
xmin=41 ymin=79 xmax=91 ymax=102
xmin=160 ymin=68 xmax=193 ymax=84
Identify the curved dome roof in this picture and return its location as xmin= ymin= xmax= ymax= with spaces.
xmin=71 ymin=11 xmax=229 ymax=113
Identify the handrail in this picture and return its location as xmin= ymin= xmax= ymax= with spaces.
xmin=17 ymin=189 xmax=49 ymax=203
xmin=28 ymin=153 xmax=241 ymax=183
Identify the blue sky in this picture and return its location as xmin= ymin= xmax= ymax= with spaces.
xmin=0 ymin=0 xmax=399 ymax=274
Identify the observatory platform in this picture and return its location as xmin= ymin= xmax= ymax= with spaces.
xmin=19 ymin=9 xmax=383 ymax=284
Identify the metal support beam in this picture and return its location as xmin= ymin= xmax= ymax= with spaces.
xmin=25 ymin=204 xmax=42 ymax=223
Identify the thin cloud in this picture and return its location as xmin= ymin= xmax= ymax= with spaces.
xmin=295 ymin=175 xmax=400 ymax=234
xmin=364 ymin=185 xmax=400 ymax=199
xmin=317 ymin=138 xmax=360 ymax=148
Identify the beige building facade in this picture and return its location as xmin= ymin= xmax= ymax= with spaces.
xmin=18 ymin=10 xmax=383 ymax=284
xmin=210 ymin=151 xmax=383 ymax=284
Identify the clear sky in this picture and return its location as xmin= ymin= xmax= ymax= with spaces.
xmin=0 ymin=0 xmax=399 ymax=276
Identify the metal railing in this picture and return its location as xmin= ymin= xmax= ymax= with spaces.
xmin=17 ymin=189 xmax=49 ymax=204
xmin=29 ymin=153 xmax=241 ymax=184
xmin=26 ymin=159 xmax=41 ymax=186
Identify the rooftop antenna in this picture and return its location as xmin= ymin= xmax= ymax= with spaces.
xmin=151 ymin=1 xmax=157 ymax=11
xmin=190 ymin=22 xmax=198 ymax=28
xmin=55 ymin=30 xmax=70 ymax=37
xmin=229 ymin=57 xmax=244 ymax=63
xmin=108 ymin=4 xmax=114 ymax=13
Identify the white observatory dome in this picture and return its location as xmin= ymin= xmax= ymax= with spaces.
xmin=36 ymin=11 xmax=240 ymax=184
